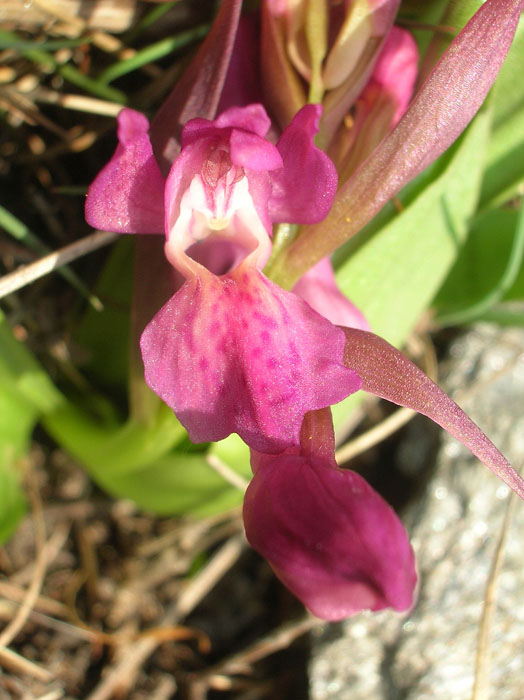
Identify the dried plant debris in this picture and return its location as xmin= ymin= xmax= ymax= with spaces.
xmin=0 ymin=448 xmax=317 ymax=699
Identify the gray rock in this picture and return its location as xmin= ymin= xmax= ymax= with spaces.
xmin=309 ymin=325 xmax=524 ymax=700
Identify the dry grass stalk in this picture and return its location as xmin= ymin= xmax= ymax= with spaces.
xmin=1 ymin=0 xmax=136 ymax=33
xmin=0 ymin=230 xmax=118 ymax=299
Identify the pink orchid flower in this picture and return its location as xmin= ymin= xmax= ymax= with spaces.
xmin=86 ymin=103 xmax=361 ymax=453
xmin=85 ymin=0 xmax=524 ymax=621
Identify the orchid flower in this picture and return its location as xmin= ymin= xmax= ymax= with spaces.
xmin=86 ymin=104 xmax=361 ymax=453
xmin=84 ymin=0 xmax=524 ymax=621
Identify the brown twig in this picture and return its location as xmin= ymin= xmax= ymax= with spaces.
xmin=335 ymin=406 xmax=416 ymax=464
xmin=205 ymin=454 xmax=249 ymax=491
xmin=0 ymin=467 xmax=47 ymax=649
xmin=11 ymin=522 xmax=70 ymax=586
xmin=174 ymin=535 xmax=246 ymax=618
xmin=85 ymin=535 xmax=246 ymax=700
xmin=0 ymin=646 xmax=53 ymax=683
xmin=191 ymin=614 xmax=321 ymax=693
xmin=33 ymin=88 xmax=124 ymax=116
xmin=0 ymin=581 xmax=67 ymax=618
xmin=0 ymin=230 xmax=118 ymax=299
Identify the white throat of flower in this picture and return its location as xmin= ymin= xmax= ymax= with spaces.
xmin=165 ymin=169 xmax=272 ymax=278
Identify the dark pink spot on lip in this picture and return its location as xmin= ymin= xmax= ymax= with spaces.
xmin=266 ymin=357 xmax=278 ymax=370
xmin=253 ymin=311 xmax=278 ymax=328
xmin=199 ymin=356 xmax=209 ymax=370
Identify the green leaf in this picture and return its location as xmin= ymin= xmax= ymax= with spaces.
xmin=415 ymin=0 xmax=483 ymax=83
xmin=480 ymin=18 xmax=524 ymax=208
xmin=92 ymin=451 xmax=244 ymax=517
xmin=43 ymin=401 xmax=248 ymax=516
xmin=475 ymin=304 xmax=524 ymax=326
xmin=331 ymin=106 xmax=491 ymax=428
xmin=97 ymin=25 xmax=209 ymax=85
xmin=0 ymin=383 xmax=29 ymax=543
xmin=397 ymin=0 xmax=449 ymax=58
xmin=434 ymin=201 xmax=524 ymax=324
xmin=0 ymin=312 xmax=63 ymax=415
xmin=0 ymin=309 xmax=245 ymax=520
xmin=43 ymin=401 xmax=186 ymax=477
xmin=0 ymin=312 xmax=63 ymax=542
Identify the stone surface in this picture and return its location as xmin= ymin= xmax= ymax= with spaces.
xmin=309 ymin=325 xmax=524 ymax=700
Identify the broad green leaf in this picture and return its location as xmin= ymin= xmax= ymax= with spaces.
xmin=43 ymin=401 xmax=186 ymax=478
xmin=434 ymin=203 xmax=524 ymax=323
xmin=0 ymin=312 xmax=63 ymax=414
xmin=416 ymin=0 xmax=483 ymax=83
xmin=331 ymin=107 xmax=490 ymax=428
xmin=480 ymin=18 xmax=524 ymax=208
xmin=0 ymin=464 xmax=26 ymax=543
xmin=335 ymin=110 xmax=490 ymax=343
xmin=0 ymin=310 xmax=245 ymax=519
xmin=476 ymin=304 xmax=524 ymax=326
xmin=43 ymin=402 xmax=246 ymax=516
xmin=92 ymin=452 xmax=244 ymax=517
xmin=0 ymin=384 xmax=30 ymax=542
xmin=0 ymin=312 xmax=63 ymax=542
xmin=397 ymin=0 xmax=449 ymax=58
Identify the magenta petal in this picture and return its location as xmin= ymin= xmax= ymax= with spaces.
xmin=269 ymin=104 xmax=338 ymax=224
xmin=215 ymin=103 xmax=272 ymax=136
xmin=369 ymin=26 xmax=418 ymax=126
xmin=179 ymin=104 xmax=272 ymax=149
xmin=292 ymin=257 xmax=370 ymax=330
xmin=229 ymin=129 xmax=283 ymax=171
xmin=85 ymin=109 xmax=165 ymax=234
xmin=140 ymin=266 xmax=361 ymax=453
xmin=342 ymin=328 xmax=524 ymax=499
xmin=243 ymin=452 xmax=417 ymax=621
